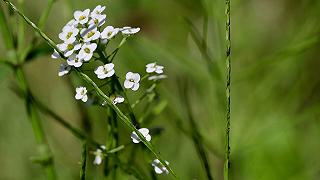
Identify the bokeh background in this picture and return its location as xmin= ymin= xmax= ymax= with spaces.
xmin=1 ymin=0 xmax=320 ymax=179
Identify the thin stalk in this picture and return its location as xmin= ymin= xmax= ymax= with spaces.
xmin=224 ymin=0 xmax=231 ymax=179
xmin=80 ymin=141 xmax=87 ymax=180
xmin=37 ymin=0 xmax=55 ymax=30
xmin=16 ymin=68 xmax=56 ymax=180
xmin=2 ymin=0 xmax=64 ymax=57
xmin=182 ymin=82 xmax=213 ymax=180
xmin=31 ymin=95 xmax=101 ymax=147
xmin=0 ymin=4 xmax=14 ymax=49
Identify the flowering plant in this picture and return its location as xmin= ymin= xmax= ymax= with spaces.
xmin=1 ymin=1 xmax=177 ymax=179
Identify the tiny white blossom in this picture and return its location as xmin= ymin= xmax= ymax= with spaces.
xmin=58 ymin=63 xmax=71 ymax=77
xmin=131 ymin=128 xmax=151 ymax=143
xmin=51 ymin=43 xmax=65 ymax=59
xmin=146 ymin=63 xmax=164 ymax=74
xmin=91 ymin=5 xmax=106 ymax=17
xmin=89 ymin=14 xmax=106 ymax=27
xmin=51 ymin=50 xmax=60 ymax=59
xmin=112 ymin=96 xmax=124 ymax=105
xmin=62 ymin=19 xmax=78 ymax=31
xmin=94 ymin=63 xmax=115 ymax=79
xmin=81 ymin=27 xmax=100 ymax=42
xmin=152 ymin=159 xmax=169 ymax=175
xmin=59 ymin=26 xmax=79 ymax=43
xmin=100 ymin=26 xmax=119 ymax=40
xmin=121 ymin=26 xmax=140 ymax=35
xmin=75 ymin=86 xmax=88 ymax=102
xmin=93 ymin=145 xmax=106 ymax=165
xmin=59 ymin=42 xmax=81 ymax=57
xmin=74 ymin=9 xmax=90 ymax=24
xmin=148 ymin=75 xmax=167 ymax=81
xmin=124 ymin=72 xmax=140 ymax=91
xmin=78 ymin=43 xmax=97 ymax=61
xmin=67 ymin=54 xmax=83 ymax=67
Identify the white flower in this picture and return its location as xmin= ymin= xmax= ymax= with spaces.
xmin=148 ymin=75 xmax=167 ymax=81
xmin=75 ymin=86 xmax=88 ymax=102
xmin=112 ymin=96 xmax=124 ymax=105
xmin=67 ymin=54 xmax=83 ymax=67
xmin=121 ymin=26 xmax=140 ymax=35
xmin=89 ymin=14 xmax=106 ymax=27
xmin=59 ymin=41 xmax=81 ymax=57
xmin=81 ymin=27 xmax=100 ymax=42
xmin=146 ymin=63 xmax=164 ymax=74
xmin=51 ymin=43 xmax=65 ymax=59
xmin=91 ymin=5 xmax=106 ymax=17
xmin=62 ymin=19 xmax=78 ymax=31
xmin=94 ymin=63 xmax=115 ymax=79
xmin=100 ymin=26 xmax=119 ymax=40
xmin=51 ymin=50 xmax=60 ymax=59
xmin=58 ymin=63 xmax=71 ymax=77
xmin=131 ymin=128 xmax=151 ymax=143
xmin=59 ymin=26 xmax=79 ymax=43
xmin=152 ymin=159 xmax=169 ymax=175
xmin=74 ymin=9 xmax=90 ymax=24
xmin=124 ymin=72 xmax=140 ymax=91
xmin=78 ymin=43 xmax=97 ymax=61
xmin=93 ymin=145 xmax=106 ymax=165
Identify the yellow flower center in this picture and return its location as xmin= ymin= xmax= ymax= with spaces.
xmin=79 ymin=15 xmax=86 ymax=20
xmin=84 ymin=48 xmax=90 ymax=53
xmin=87 ymin=31 xmax=95 ymax=38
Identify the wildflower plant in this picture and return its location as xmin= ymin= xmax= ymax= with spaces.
xmin=1 ymin=1 xmax=177 ymax=179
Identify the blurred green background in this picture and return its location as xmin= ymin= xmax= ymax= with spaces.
xmin=1 ymin=0 xmax=320 ymax=179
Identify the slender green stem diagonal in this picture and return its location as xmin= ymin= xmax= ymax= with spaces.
xmin=224 ymin=0 xmax=231 ymax=179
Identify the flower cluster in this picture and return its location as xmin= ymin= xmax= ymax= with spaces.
xmin=52 ymin=5 xmax=140 ymax=76
xmin=52 ymin=5 xmax=169 ymax=176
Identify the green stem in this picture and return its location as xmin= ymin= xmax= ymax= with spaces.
xmin=2 ymin=0 xmax=64 ymax=57
xmin=0 ymin=4 xmax=14 ymax=49
xmin=224 ymin=0 xmax=231 ymax=179
xmin=182 ymin=82 xmax=213 ymax=180
xmin=16 ymin=68 xmax=56 ymax=180
xmin=37 ymin=0 xmax=55 ymax=30
xmin=80 ymin=141 xmax=87 ymax=180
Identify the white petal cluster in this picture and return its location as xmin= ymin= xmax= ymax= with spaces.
xmin=124 ymin=72 xmax=140 ymax=91
xmin=58 ymin=63 xmax=71 ymax=77
xmin=94 ymin=63 xmax=115 ymax=79
xmin=112 ymin=96 xmax=124 ymax=105
xmin=146 ymin=62 xmax=166 ymax=81
xmin=152 ymin=159 xmax=169 ymax=175
xmin=121 ymin=27 xmax=140 ymax=35
xmin=146 ymin=63 xmax=164 ymax=74
xmin=131 ymin=128 xmax=151 ymax=143
xmin=52 ymin=5 xmax=141 ymax=78
xmin=93 ymin=145 xmax=106 ymax=165
xmin=75 ymin=86 xmax=88 ymax=102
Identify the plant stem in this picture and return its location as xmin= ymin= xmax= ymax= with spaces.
xmin=182 ymin=81 xmax=214 ymax=180
xmin=80 ymin=141 xmax=87 ymax=180
xmin=37 ymin=0 xmax=55 ymax=30
xmin=15 ymin=68 xmax=56 ymax=180
xmin=2 ymin=0 xmax=64 ymax=57
xmin=224 ymin=0 xmax=231 ymax=179
xmin=0 ymin=4 xmax=14 ymax=49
